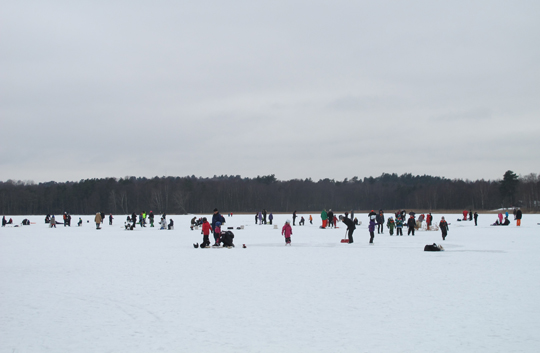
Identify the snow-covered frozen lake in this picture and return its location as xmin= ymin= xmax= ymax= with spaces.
xmin=1 ymin=212 xmax=539 ymax=353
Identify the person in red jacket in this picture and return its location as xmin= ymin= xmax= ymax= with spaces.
xmin=201 ymin=218 xmax=212 ymax=248
xmin=282 ymin=220 xmax=293 ymax=245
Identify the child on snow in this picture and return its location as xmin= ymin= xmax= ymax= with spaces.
xmin=201 ymin=218 xmax=212 ymax=248
xmin=214 ymin=221 xmax=222 ymax=246
xmin=282 ymin=220 xmax=292 ymax=245
xmin=395 ymin=218 xmax=403 ymax=236
xmin=387 ymin=217 xmax=395 ymax=235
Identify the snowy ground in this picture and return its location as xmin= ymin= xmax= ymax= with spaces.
xmin=1 ymin=212 xmax=539 ymax=353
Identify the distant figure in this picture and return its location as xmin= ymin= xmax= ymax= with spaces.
xmin=321 ymin=209 xmax=328 ymax=228
xmin=407 ymin=215 xmax=416 ymax=236
xmin=469 ymin=210 xmax=473 ymax=221
xmin=1 ymin=216 xmax=6 ymax=227
xmin=368 ymin=218 xmax=376 ymax=243
xmin=387 ymin=217 xmax=395 ymax=235
xmin=474 ymin=212 xmax=478 ymax=226
xmin=50 ymin=215 xmax=56 ymax=228
xmin=439 ymin=217 xmax=449 ymax=240
xmin=463 ymin=210 xmax=468 ymax=221
xmin=78 ymin=218 xmax=82 ymax=227
xmin=309 ymin=215 xmax=313 ymax=225
xmin=269 ymin=213 xmax=273 ymax=225
xmin=396 ymin=217 xmax=403 ymax=236
xmin=95 ymin=213 xmax=102 ymax=229
xmin=109 ymin=214 xmax=114 ymax=225
xmin=516 ymin=208 xmax=522 ymax=226
xmin=299 ymin=216 xmax=305 ymax=226
xmin=327 ymin=210 xmax=333 ymax=228
xmin=293 ymin=211 xmax=297 ymax=226
xmin=201 ymin=218 xmax=212 ymax=248
xmin=340 ymin=215 xmax=355 ymax=244
xmin=282 ymin=220 xmax=292 ymax=245
xmin=168 ymin=218 xmax=174 ymax=230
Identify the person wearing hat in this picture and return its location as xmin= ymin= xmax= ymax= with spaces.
xmin=339 ymin=215 xmax=356 ymax=244
xmin=212 ymin=208 xmax=225 ymax=235
xmin=282 ymin=219 xmax=293 ymax=245
xmin=407 ymin=215 xmax=416 ymax=236
xmin=439 ymin=217 xmax=449 ymax=240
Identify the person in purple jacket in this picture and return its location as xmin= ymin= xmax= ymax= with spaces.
xmin=369 ymin=218 xmax=376 ymax=244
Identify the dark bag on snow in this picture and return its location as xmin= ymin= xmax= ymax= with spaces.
xmin=424 ymin=243 xmax=443 ymax=251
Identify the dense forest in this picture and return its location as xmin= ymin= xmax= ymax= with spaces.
xmin=0 ymin=171 xmax=538 ymax=215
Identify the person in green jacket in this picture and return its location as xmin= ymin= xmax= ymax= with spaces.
xmin=387 ymin=217 xmax=395 ymax=235
xmin=321 ymin=209 xmax=328 ymax=228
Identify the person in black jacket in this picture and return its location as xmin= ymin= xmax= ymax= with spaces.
xmin=327 ymin=209 xmax=334 ymax=228
xmin=516 ymin=208 xmax=522 ymax=226
xmin=376 ymin=210 xmax=385 ymax=234
xmin=292 ymin=210 xmax=297 ymax=226
xmin=407 ymin=215 xmax=416 ymax=236
xmin=339 ymin=215 xmax=356 ymax=244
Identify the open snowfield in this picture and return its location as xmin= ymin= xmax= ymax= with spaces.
xmin=1 ymin=212 xmax=539 ymax=353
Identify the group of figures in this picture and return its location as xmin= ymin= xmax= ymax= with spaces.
xmin=194 ymin=208 xmax=235 ymax=248
xmin=491 ymin=208 xmax=523 ymax=226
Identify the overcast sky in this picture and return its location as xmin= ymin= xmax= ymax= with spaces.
xmin=1 ymin=0 xmax=539 ymax=183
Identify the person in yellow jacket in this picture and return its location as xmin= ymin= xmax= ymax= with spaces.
xmin=95 ymin=212 xmax=102 ymax=229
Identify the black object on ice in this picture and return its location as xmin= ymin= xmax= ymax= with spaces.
xmin=193 ymin=243 xmax=199 ymax=248
xmin=424 ymin=243 xmax=444 ymax=251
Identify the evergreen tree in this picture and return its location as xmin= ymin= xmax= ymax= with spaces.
xmin=500 ymin=170 xmax=519 ymax=205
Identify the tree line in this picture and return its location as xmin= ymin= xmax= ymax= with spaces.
xmin=0 ymin=171 xmax=538 ymax=215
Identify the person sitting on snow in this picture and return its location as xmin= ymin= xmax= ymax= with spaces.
xmin=168 ymin=219 xmax=174 ymax=230
xmin=160 ymin=217 xmax=167 ymax=230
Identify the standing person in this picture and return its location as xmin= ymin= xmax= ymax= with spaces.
xmin=426 ymin=213 xmax=432 ymax=230
xmin=269 ymin=213 xmax=273 ymax=225
xmin=95 ymin=212 xmax=102 ymax=229
xmin=469 ymin=210 xmax=473 ymax=221
xmin=396 ymin=217 xmax=403 ymax=236
xmin=109 ymin=214 xmax=114 ymax=225
xmin=309 ymin=215 xmax=313 ymax=225
xmin=211 ymin=208 xmax=225 ymax=233
xmin=340 ymin=215 xmax=355 ymax=244
xmin=474 ymin=212 xmax=478 ymax=226
xmin=131 ymin=212 xmax=137 ymax=228
xmin=50 ymin=215 xmax=57 ymax=228
xmin=376 ymin=210 xmax=385 ymax=234
xmin=516 ymin=208 xmax=522 ymax=226
xmin=255 ymin=213 xmax=258 ymax=225
xmin=407 ymin=215 xmax=416 ymax=236
xmin=293 ymin=211 xmax=297 ymax=226
xmin=262 ymin=209 xmax=267 ymax=225
xmin=498 ymin=213 xmax=503 ymax=224
xmin=462 ymin=210 xmax=468 ymax=221
xmin=2 ymin=215 xmax=6 ymax=227
xmin=321 ymin=209 xmax=328 ymax=228
xmin=149 ymin=211 xmax=154 ymax=227
xmin=201 ymin=217 xmax=211 ymax=248
xmin=258 ymin=212 xmax=262 ymax=225
xmin=368 ymin=217 xmax=376 ymax=244
xmin=440 ymin=217 xmax=449 ymax=240
xmin=281 ymin=220 xmax=292 ymax=245
xmin=387 ymin=217 xmax=395 ymax=235
xmin=100 ymin=212 xmax=105 ymax=224
xmin=327 ymin=209 xmax=334 ymax=228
